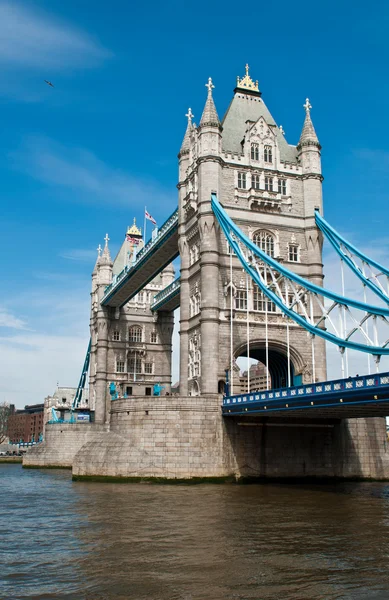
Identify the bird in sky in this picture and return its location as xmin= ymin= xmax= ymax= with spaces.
xmin=44 ymin=80 xmax=54 ymax=88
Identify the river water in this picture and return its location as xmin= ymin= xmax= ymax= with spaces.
xmin=2 ymin=465 xmax=389 ymax=600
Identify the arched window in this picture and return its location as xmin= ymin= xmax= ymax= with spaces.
xmin=128 ymin=325 xmax=142 ymax=342
xmin=251 ymin=143 xmax=259 ymax=161
xmin=264 ymin=145 xmax=273 ymax=163
xmin=253 ymin=230 xmax=275 ymax=257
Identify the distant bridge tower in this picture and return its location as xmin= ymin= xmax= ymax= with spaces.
xmin=89 ymin=224 xmax=175 ymax=423
xmin=178 ymin=66 xmax=326 ymax=396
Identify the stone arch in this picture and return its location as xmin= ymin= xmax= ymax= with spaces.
xmin=234 ymin=339 xmax=304 ymax=389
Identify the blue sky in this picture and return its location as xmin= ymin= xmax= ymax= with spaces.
xmin=1 ymin=0 xmax=389 ymax=407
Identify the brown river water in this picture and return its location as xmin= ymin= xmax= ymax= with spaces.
xmin=2 ymin=464 xmax=389 ymax=600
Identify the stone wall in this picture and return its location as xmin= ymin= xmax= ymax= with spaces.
xmin=24 ymin=397 xmax=389 ymax=481
xmin=23 ymin=423 xmax=108 ymax=468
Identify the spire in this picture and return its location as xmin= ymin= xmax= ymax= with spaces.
xmin=199 ymin=78 xmax=220 ymax=127
xmin=298 ymin=98 xmax=320 ymax=148
xmin=100 ymin=233 xmax=112 ymax=265
xmin=179 ymin=108 xmax=194 ymax=155
xmin=92 ymin=244 xmax=102 ymax=274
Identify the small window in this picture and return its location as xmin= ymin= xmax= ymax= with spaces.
xmin=264 ymin=145 xmax=273 ymax=163
xmin=238 ymin=172 xmax=246 ymax=189
xmin=252 ymin=174 xmax=260 ymax=190
xmin=129 ymin=326 xmax=142 ymax=342
xmin=112 ymin=330 xmax=120 ymax=341
xmin=116 ymin=361 xmax=125 ymax=373
xmin=289 ymin=244 xmax=299 ymax=262
xmin=251 ymin=143 xmax=259 ymax=161
xmin=144 ymin=362 xmax=153 ymax=374
xmin=150 ymin=331 xmax=158 ymax=343
xmin=278 ymin=179 xmax=287 ymax=195
xmin=235 ymin=289 xmax=247 ymax=310
xmin=138 ymin=292 xmax=144 ymax=303
xmin=264 ymin=176 xmax=273 ymax=192
xmin=126 ymin=386 xmax=133 ymax=396
xmin=145 ymin=387 xmax=152 ymax=396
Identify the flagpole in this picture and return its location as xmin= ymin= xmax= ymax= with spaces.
xmin=143 ymin=206 xmax=147 ymax=244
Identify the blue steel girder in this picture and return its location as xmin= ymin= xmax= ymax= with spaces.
xmin=211 ymin=193 xmax=389 ymax=356
xmin=223 ymin=372 xmax=389 ymax=419
xmin=101 ymin=209 xmax=179 ymax=308
xmin=151 ymin=277 xmax=181 ymax=312
xmin=315 ymin=210 xmax=389 ymax=305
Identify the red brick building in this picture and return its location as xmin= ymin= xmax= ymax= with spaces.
xmin=8 ymin=404 xmax=44 ymax=444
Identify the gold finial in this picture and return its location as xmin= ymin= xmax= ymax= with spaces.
xmin=127 ymin=218 xmax=142 ymax=237
xmin=236 ymin=64 xmax=259 ymax=92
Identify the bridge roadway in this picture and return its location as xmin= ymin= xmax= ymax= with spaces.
xmin=101 ymin=209 xmax=179 ymax=308
xmin=223 ymin=372 xmax=389 ymax=419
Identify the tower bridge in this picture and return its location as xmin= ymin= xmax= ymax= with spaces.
xmin=25 ymin=66 xmax=389 ymax=481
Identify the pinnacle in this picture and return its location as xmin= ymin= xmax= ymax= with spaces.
xmin=200 ymin=77 xmax=220 ymax=127
xmin=298 ymin=98 xmax=320 ymax=147
xmin=179 ymin=108 xmax=193 ymax=154
xmin=100 ymin=233 xmax=112 ymax=265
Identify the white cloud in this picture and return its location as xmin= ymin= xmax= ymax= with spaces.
xmin=11 ymin=136 xmax=172 ymax=209
xmin=0 ymin=1 xmax=112 ymax=70
xmin=0 ymin=332 xmax=87 ymax=408
xmin=0 ymin=307 xmax=28 ymax=330
xmin=60 ymin=249 xmax=98 ymax=262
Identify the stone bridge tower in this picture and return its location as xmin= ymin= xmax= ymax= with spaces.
xmin=178 ymin=66 xmax=326 ymax=396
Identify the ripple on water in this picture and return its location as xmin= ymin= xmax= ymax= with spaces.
xmin=2 ymin=465 xmax=389 ymax=600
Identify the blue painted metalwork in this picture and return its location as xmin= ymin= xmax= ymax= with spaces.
xmin=72 ymin=339 xmax=91 ymax=410
xmin=315 ymin=210 xmax=389 ymax=304
xmin=223 ymin=371 xmax=389 ymax=416
xmin=151 ymin=277 xmax=181 ymax=311
xmin=101 ymin=208 xmax=179 ymax=306
xmin=211 ymin=193 xmax=389 ymax=355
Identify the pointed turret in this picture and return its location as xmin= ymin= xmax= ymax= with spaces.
xmin=92 ymin=244 xmax=102 ymax=275
xmin=297 ymin=98 xmax=320 ymax=149
xmin=179 ymin=108 xmax=194 ymax=156
xmin=199 ymin=78 xmax=220 ymax=128
xmin=100 ymin=233 xmax=112 ymax=265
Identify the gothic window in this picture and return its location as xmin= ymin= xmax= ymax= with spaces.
xmin=238 ymin=172 xmax=246 ymax=189
xmin=190 ymin=243 xmax=200 ymax=266
xmin=288 ymin=244 xmax=299 ymax=262
xmin=278 ymin=178 xmax=287 ymax=195
xmin=252 ymin=174 xmax=260 ymax=190
xmin=112 ymin=330 xmax=120 ymax=341
xmin=144 ymin=362 xmax=153 ymax=374
xmin=116 ymin=360 xmax=125 ymax=373
xmin=235 ymin=289 xmax=247 ymax=310
xmin=128 ymin=325 xmax=142 ymax=342
xmin=129 ymin=356 xmax=142 ymax=374
xmin=252 ymin=284 xmax=277 ymax=312
xmin=253 ymin=230 xmax=275 ymax=257
xmin=264 ymin=145 xmax=273 ymax=163
xmin=150 ymin=331 xmax=157 ymax=343
xmin=264 ymin=176 xmax=274 ymax=192
xmin=188 ymin=334 xmax=201 ymax=379
xmin=251 ymin=143 xmax=259 ymax=161
xmin=138 ymin=292 xmax=144 ymax=303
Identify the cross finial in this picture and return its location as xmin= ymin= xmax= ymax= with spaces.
xmin=205 ymin=77 xmax=214 ymax=95
xmin=303 ymin=98 xmax=312 ymax=113
xmin=245 ymin=63 xmax=249 ymax=76
xmin=104 ymin=233 xmax=109 ymax=247
xmin=279 ymin=125 xmax=285 ymax=135
xmin=97 ymin=244 xmax=102 ymax=257
xmin=185 ymin=107 xmax=194 ymax=123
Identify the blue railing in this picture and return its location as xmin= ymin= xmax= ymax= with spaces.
xmin=102 ymin=208 xmax=178 ymax=302
xmin=223 ymin=371 xmax=389 ymax=410
xmin=151 ymin=277 xmax=181 ymax=310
